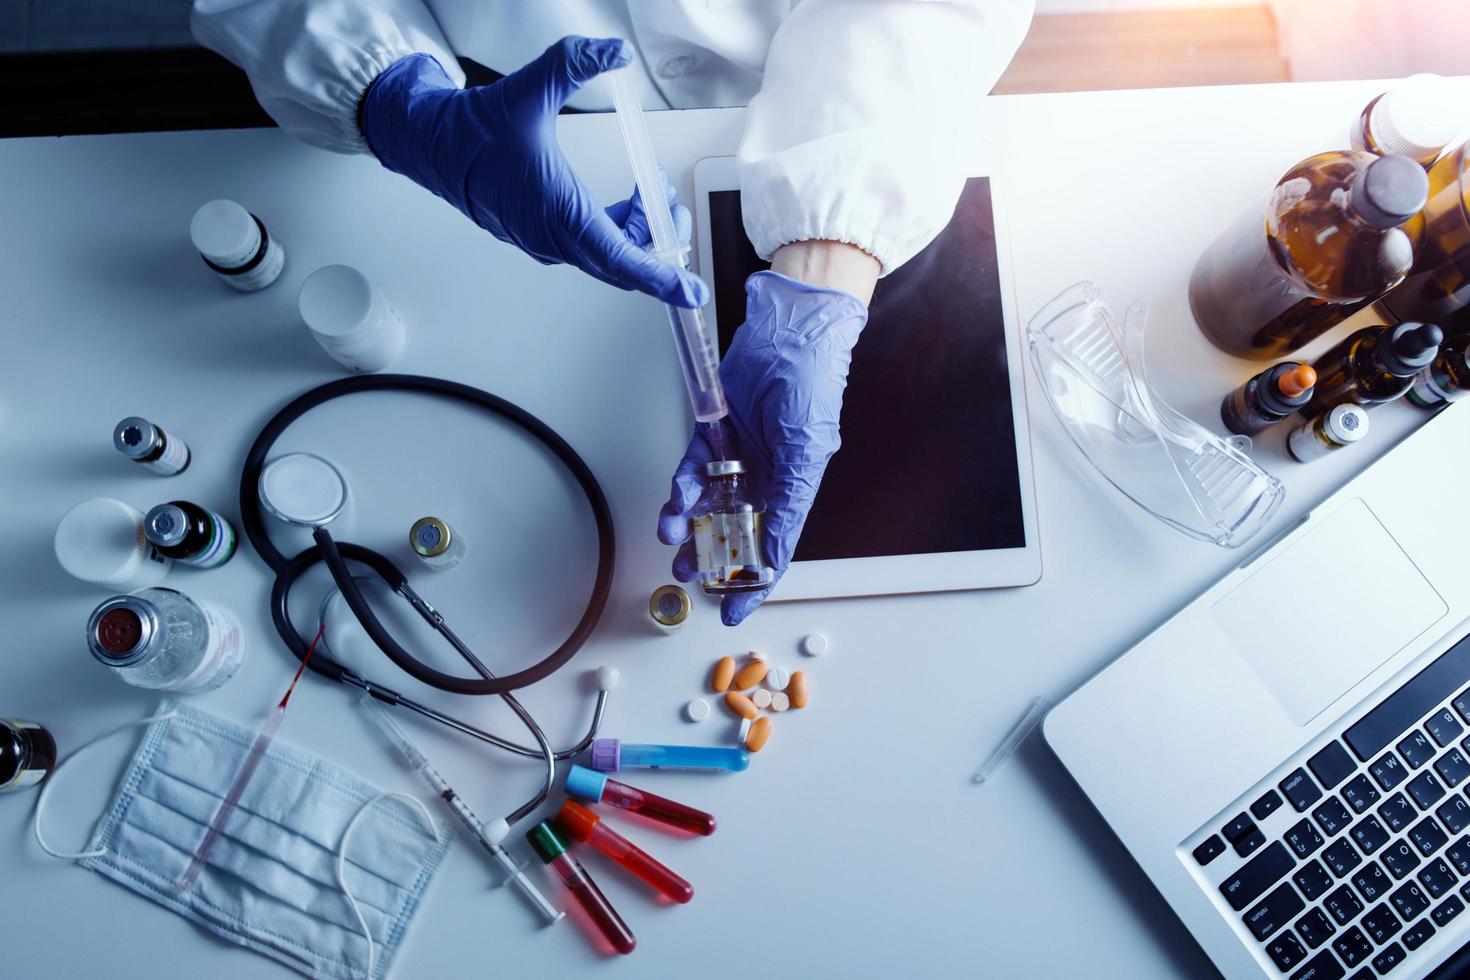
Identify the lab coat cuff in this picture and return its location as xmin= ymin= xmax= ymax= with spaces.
xmin=335 ymin=43 xmax=441 ymax=153
xmin=751 ymin=222 xmax=901 ymax=279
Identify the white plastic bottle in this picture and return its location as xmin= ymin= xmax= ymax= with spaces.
xmin=54 ymin=497 xmax=172 ymax=589
xmin=299 ymin=265 xmax=406 ymax=372
xmin=190 ymin=199 xmax=285 ymax=291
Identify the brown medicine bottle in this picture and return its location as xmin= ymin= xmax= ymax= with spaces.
xmin=1301 ymin=320 xmax=1443 ymax=420
xmin=1380 ymin=141 xmax=1470 ymax=327
xmin=1190 ymin=152 xmax=1429 ymax=360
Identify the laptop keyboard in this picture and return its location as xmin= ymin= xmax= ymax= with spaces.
xmin=1191 ymin=634 xmax=1470 ymax=979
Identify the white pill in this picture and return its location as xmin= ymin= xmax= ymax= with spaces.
xmin=800 ymin=633 xmax=829 ymax=657
xmin=737 ymin=717 xmax=752 ymax=743
xmin=684 ymin=698 xmax=711 ymax=723
xmin=770 ymin=692 xmax=791 ymax=712
xmin=751 ymin=689 xmax=773 ymax=709
xmin=748 ymin=650 xmax=769 ymax=663
xmin=766 ymin=667 xmax=791 ymax=691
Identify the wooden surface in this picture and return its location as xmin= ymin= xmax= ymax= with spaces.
xmin=997 ymin=5 xmax=1288 ymax=94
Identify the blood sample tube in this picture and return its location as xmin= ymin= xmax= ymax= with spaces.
xmin=527 ymin=822 xmax=636 ymax=955
xmin=589 ymin=737 xmax=749 ymax=774
xmin=554 ymin=800 xmax=694 ymax=904
xmin=564 ymin=764 xmax=716 ymax=836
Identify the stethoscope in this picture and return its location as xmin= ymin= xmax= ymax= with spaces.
xmin=239 ymin=374 xmax=616 ymax=832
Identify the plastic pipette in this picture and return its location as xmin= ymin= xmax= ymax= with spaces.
xmin=973 ymin=697 xmax=1050 ymax=785
xmin=607 ymin=66 xmax=729 ymax=427
xmin=359 ymin=694 xmax=564 ymax=924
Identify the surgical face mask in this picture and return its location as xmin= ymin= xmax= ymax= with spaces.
xmin=33 ymin=700 xmax=447 ymax=980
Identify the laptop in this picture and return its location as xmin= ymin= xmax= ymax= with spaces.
xmin=1047 ymin=402 xmax=1470 ymax=980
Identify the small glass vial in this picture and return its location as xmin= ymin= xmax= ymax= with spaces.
xmin=1351 ymin=74 xmax=1463 ymax=169
xmin=299 ymin=264 xmax=406 ymax=373
xmin=190 ymin=199 xmax=285 ymax=292
xmin=145 ymin=501 xmax=238 ymax=569
xmin=1 ymin=719 xmax=57 ymax=793
xmin=1302 ymin=321 xmax=1443 ymax=419
xmin=690 ymin=459 xmax=775 ymax=595
xmin=1408 ymin=341 xmax=1470 ymax=409
xmin=114 ymin=416 xmax=190 ymax=475
xmin=54 ymin=497 xmax=172 ymax=589
xmin=1220 ymin=363 xmax=1317 ymax=436
xmin=86 ymin=587 xmax=245 ymax=692
xmin=1288 ymin=404 xmax=1370 ymax=462
xmin=648 ymin=584 xmax=691 ymax=634
xmin=409 ymin=516 xmax=466 ymax=569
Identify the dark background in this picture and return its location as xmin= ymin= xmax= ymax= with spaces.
xmin=708 ymin=177 xmax=1026 ymax=562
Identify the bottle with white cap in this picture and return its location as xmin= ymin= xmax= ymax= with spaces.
xmin=298 ymin=264 xmax=406 ymax=373
xmin=1288 ymin=404 xmax=1370 ymax=462
xmin=54 ymin=497 xmax=172 ymax=589
xmin=1352 ymin=74 xmax=1465 ymax=169
xmin=190 ymin=199 xmax=285 ymax=291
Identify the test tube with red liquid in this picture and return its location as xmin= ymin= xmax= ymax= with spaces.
xmin=554 ymin=799 xmax=694 ymax=904
xmin=564 ymin=763 xmax=716 ymax=836
xmin=527 ymin=822 xmax=636 ymax=955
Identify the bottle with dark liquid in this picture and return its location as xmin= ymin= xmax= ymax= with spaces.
xmin=1408 ymin=307 xmax=1470 ymax=408
xmin=1190 ymin=152 xmax=1429 ymax=360
xmin=1 ymin=719 xmax=57 ymax=793
xmin=1380 ymin=141 xmax=1470 ymax=327
xmin=1301 ymin=321 xmax=1443 ymax=419
xmin=1221 ymin=362 xmax=1316 ymax=436
xmin=1351 ymin=74 xmax=1463 ymax=168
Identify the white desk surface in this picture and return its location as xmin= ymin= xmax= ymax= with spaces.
xmin=1 ymin=79 xmax=1437 ymax=980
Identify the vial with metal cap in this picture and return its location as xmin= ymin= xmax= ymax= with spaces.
xmin=409 ymin=516 xmax=466 ymax=570
xmin=145 ymin=500 xmax=237 ymax=569
xmin=648 ymin=584 xmax=691 ymax=634
xmin=190 ymin=199 xmax=285 ymax=292
xmin=690 ymin=459 xmax=775 ymax=595
xmin=1288 ymin=404 xmax=1370 ymax=462
xmin=114 ymin=416 xmax=191 ymax=476
xmin=86 ymin=587 xmax=245 ymax=692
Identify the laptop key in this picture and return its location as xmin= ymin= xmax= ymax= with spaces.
xmin=1221 ymin=841 xmax=1296 ymax=911
xmin=1370 ymin=753 xmax=1408 ymax=793
xmin=1344 ymin=642 xmax=1470 ymax=762
xmin=1311 ymin=742 xmax=1359 ymax=790
xmin=1408 ymin=771 xmax=1447 ymax=810
xmin=1254 ymin=790 xmax=1285 ymax=821
xmin=1283 ymin=769 xmax=1325 ymax=812
xmin=1328 ymin=883 xmax=1366 ymax=924
xmin=1235 ymin=828 xmax=1267 ymax=857
xmin=1453 ymin=688 xmax=1470 ymax=723
xmin=1224 ymin=812 xmax=1256 ymax=842
xmin=1426 ymin=708 xmax=1463 ymax=747
xmin=1295 ymin=860 xmax=1335 ymax=901
xmin=1246 ymin=882 xmax=1306 ymax=941
xmin=1287 ymin=819 xmax=1327 ymax=859
xmin=1268 ymin=931 xmax=1306 ymax=972
xmin=1371 ymin=941 xmax=1406 ymax=974
xmin=1192 ymin=834 xmax=1226 ymax=866
xmin=1290 ymin=950 xmax=1346 ymax=980
xmin=1401 ymin=918 xmax=1435 ymax=951
xmin=1315 ymin=798 xmax=1355 ymax=838
xmin=1382 ymin=841 xmax=1422 ymax=880
xmin=1449 ymin=836 xmax=1470 ymax=874
xmin=1353 ymin=863 xmax=1390 ymax=903
xmin=1333 ymin=926 xmax=1372 ymax=966
xmin=1351 ymin=816 xmax=1391 ymax=855
xmin=1379 ymin=794 xmax=1416 ymax=834
xmin=1343 ymin=776 xmax=1380 ymax=814
xmin=1436 ymin=748 xmax=1470 ymax=788
xmin=1419 ymin=857 xmax=1458 ymax=899
xmin=1431 ymin=895 xmax=1464 ymax=927
xmin=1324 ymin=839 xmax=1363 ymax=879
xmin=1360 ymin=902 xmax=1401 ymax=945
xmin=1295 ymin=907 xmax=1338 ymax=949
xmin=1409 ymin=817 xmax=1449 ymax=857
xmin=1399 ymin=732 xmax=1436 ymax=770
xmin=1438 ymin=796 xmax=1470 ymax=835
xmin=1391 ymin=881 xmax=1430 ymax=921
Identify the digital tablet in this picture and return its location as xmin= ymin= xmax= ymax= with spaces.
xmin=692 ymin=151 xmax=1040 ymax=600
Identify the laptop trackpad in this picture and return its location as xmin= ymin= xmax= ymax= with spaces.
xmin=1211 ymin=499 xmax=1447 ymax=726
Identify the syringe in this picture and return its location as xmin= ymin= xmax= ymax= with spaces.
xmin=607 ymin=66 xmax=729 ymax=427
xmin=359 ymin=694 xmax=564 ymax=924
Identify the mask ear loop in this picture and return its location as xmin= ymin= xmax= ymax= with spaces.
xmin=337 ymin=792 xmax=440 ymax=980
xmin=32 ymin=709 xmax=179 ymax=860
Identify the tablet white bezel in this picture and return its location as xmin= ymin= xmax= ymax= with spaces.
xmin=692 ymin=148 xmax=1040 ymax=600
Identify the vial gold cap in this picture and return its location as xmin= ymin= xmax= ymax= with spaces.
xmin=649 ymin=584 xmax=691 ymax=627
xmin=410 ymin=516 xmax=453 ymax=558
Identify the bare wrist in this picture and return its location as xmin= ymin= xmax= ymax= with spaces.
xmin=771 ymin=240 xmax=880 ymax=307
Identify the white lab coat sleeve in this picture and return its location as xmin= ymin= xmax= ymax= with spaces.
xmin=737 ymin=0 xmax=1033 ymax=275
xmin=190 ymin=0 xmax=465 ymax=154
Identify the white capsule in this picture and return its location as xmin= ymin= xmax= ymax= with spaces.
xmin=737 ymin=717 xmax=752 ymax=744
xmin=770 ymin=691 xmax=791 ymax=712
xmin=684 ymin=698 xmax=711 ymax=723
xmin=766 ymin=667 xmax=791 ymax=691
xmin=596 ymin=665 xmax=620 ymax=691
xmin=800 ymin=633 xmax=829 ymax=657
xmin=751 ymin=689 xmax=773 ymax=709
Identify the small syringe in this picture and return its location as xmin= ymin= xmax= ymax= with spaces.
xmin=973 ymin=697 xmax=1050 ymax=785
xmin=607 ymin=65 xmax=729 ymax=428
xmin=359 ymin=694 xmax=564 ymax=924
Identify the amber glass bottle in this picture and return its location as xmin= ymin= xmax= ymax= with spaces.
xmin=1190 ymin=152 xmax=1428 ymax=360
xmin=1301 ymin=321 xmax=1442 ymax=419
xmin=1380 ymin=142 xmax=1470 ymax=327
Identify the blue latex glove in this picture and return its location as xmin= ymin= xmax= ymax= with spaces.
xmin=361 ymin=39 xmax=707 ymax=308
xmin=658 ymin=272 xmax=868 ymax=625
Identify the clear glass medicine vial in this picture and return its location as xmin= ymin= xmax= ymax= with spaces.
xmin=648 ymin=584 xmax=691 ymax=634
xmin=86 ymin=587 xmax=245 ymax=692
xmin=190 ymin=199 xmax=285 ymax=292
xmin=691 ymin=460 xmax=775 ymax=595
xmin=1288 ymin=404 xmax=1370 ymax=462
xmin=145 ymin=500 xmax=238 ymax=569
xmin=114 ymin=416 xmax=191 ymax=475
xmin=409 ymin=516 xmax=466 ymax=569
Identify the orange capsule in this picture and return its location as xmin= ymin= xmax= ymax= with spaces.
xmin=746 ymin=716 xmax=772 ymax=752
xmin=788 ymin=671 xmax=809 ymax=709
xmin=733 ymin=660 xmax=768 ymax=691
xmin=710 ymin=656 xmax=736 ymax=693
xmin=724 ymin=691 xmax=758 ymax=720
